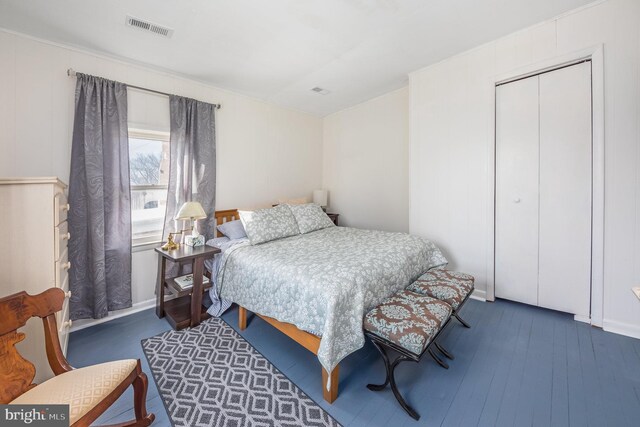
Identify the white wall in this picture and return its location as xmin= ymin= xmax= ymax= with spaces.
xmin=0 ymin=30 xmax=323 ymax=320
xmin=322 ymin=87 xmax=409 ymax=232
xmin=409 ymin=0 xmax=640 ymax=336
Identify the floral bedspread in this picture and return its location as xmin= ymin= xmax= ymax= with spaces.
xmin=216 ymin=226 xmax=447 ymax=377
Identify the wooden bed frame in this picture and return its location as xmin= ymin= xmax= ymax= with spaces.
xmin=213 ymin=209 xmax=339 ymax=403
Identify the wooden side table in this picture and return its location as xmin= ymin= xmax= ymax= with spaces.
xmin=155 ymin=245 xmax=221 ymax=330
xmin=327 ymin=213 xmax=339 ymax=226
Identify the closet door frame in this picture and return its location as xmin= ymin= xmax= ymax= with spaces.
xmin=486 ymin=45 xmax=605 ymax=327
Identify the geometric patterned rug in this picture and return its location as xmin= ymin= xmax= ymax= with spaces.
xmin=142 ymin=317 xmax=341 ymax=427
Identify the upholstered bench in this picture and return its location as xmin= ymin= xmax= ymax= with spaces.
xmin=407 ymin=269 xmax=475 ymax=328
xmin=364 ymin=289 xmax=453 ymax=421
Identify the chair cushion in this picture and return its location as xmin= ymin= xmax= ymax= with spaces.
xmin=417 ymin=268 xmax=475 ymax=283
xmin=407 ymin=278 xmax=473 ymax=310
xmin=364 ymin=290 xmax=452 ymax=357
xmin=11 ymin=360 xmax=137 ymax=425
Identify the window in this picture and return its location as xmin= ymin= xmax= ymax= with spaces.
xmin=129 ymin=130 xmax=170 ymax=245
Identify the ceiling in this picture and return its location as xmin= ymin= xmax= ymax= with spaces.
xmin=0 ymin=0 xmax=595 ymax=116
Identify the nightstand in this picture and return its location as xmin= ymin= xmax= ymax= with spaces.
xmin=327 ymin=213 xmax=339 ymax=226
xmin=155 ymin=245 xmax=221 ymax=330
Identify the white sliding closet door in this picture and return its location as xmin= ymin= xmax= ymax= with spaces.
xmin=495 ymin=62 xmax=592 ymax=318
xmin=495 ymin=76 xmax=540 ymax=306
xmin=538 ymin=63 xmax=592 ymax=318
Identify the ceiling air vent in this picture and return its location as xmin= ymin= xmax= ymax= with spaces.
xmin=126 ymin=15 xmax=174 ymax=38
xmin=311 ymin=87 xmax=330 ymax=95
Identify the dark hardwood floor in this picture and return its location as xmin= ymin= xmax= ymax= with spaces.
xmin=67 ymin=299 xmax=640 ymax=426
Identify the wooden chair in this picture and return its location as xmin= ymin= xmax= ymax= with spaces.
xmin=0 ymin=288 xmax=155 ymax=427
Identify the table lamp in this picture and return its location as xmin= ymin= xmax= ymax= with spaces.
xmin=176 ymin=201 xmax=207 ymax=246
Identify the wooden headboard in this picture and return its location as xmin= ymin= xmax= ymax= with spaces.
xmin=214 ymin=209 xmax=239 ymax=237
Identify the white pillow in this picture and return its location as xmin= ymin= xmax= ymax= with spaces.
xmin=288 ymin=203 xmax=335 ymax=234
xmin=239 ymin=204 xmax=300 ymax=245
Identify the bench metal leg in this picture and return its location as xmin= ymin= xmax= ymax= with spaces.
xmin=454 ymin=311 xmax=471 ymax=328
xmin=428 ymin=348 xmax=449 ymax=369
xmin=367 ymin=340 xmax=421 ymax=420
xmin=435 ymin=341 xmax=454 ymax=360
xmin=367 ymin=340 xmax=391 ymax=391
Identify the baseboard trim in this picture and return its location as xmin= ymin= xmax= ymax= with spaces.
xmin=470 ymin=289 xmax=487 ymax=302
xmin=70 ymin=298 xmax=156 ymax=333
xmin=602 ymin=319 xmax=640 ymax=340
xmin=70 ymin=290 xmax=488 ymax=331
xmin=574 ymin=314 xmax=591 ymax=324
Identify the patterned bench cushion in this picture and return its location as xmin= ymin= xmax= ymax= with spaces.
xmin=407 ymin=270 xmax=474 ymax=310
xmin=417 ymin=268 xmax=474 ymax=283
xmin=364 ymin=290 xmax=452 ymax=356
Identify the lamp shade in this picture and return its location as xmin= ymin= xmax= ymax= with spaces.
xmin=175 ymin=201 xmax=207 ymax=220
xmin=312 ymin=190 xmax=328 ymax=207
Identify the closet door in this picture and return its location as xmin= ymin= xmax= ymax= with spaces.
xmin=495 ymin=76 xmax=540 ymax=305
xmin=538 ymin=62 xmax=592 ymax=317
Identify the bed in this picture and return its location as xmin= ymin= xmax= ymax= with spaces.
xmin=212 ymin=209 xmax=447 ymax=403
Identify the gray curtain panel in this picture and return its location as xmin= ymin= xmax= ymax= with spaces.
xmin=162 ymin=96 xmax=217 ymax=241
xmin=68 ymin=73 xmax=132 ymax=320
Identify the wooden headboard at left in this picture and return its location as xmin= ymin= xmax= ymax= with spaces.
xmin=214 ymin=209 xmax=239 ymax=237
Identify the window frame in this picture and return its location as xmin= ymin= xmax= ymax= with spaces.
xmin=129 ymin=128 xmax=170 ymax=248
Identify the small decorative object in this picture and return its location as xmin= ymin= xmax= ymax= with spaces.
xmin=161 ymin=232 xmax=181 ymax=251
xmin=313 ymin=189 xmax=328 ymax=211
xmin=176 ymin=201 xmax=207 ymax=239
xmin=184 ymin=234 xmax=205 ymax=247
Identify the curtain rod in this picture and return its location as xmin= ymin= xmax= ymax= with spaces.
xmin=66 ymin=68 xmax=221 ymax=109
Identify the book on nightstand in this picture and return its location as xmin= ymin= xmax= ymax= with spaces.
xmin=174 ymin=274 xmax=210 ymax=290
